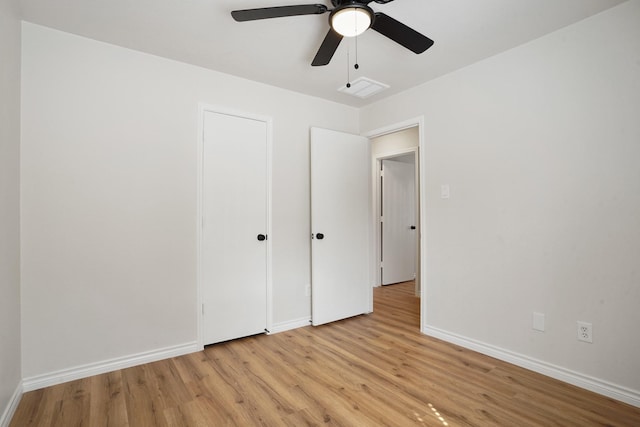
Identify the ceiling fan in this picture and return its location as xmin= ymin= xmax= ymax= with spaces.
xmin=231 ymin=0 xmax=434 ymax=66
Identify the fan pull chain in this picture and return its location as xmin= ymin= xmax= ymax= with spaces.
xmin=354 ymin=11 xmax=360 ymax=70
xmin=346 ymin=36 xmax=362 ymax=88
xmin=346 ymin=44 xmax=351 ymax=88
xmin=355 ymin=33 xmax=359 ymax=70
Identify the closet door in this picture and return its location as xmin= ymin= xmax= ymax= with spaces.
xmin=202 ymin=110 xmax=268 ymax=345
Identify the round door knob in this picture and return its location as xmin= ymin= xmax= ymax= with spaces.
xmin=257 ymin=234 xmax=267 ymax=241
xmin=316 ymin=233 xmax=324 ymax=240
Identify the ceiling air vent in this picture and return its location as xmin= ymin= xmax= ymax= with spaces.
xmin=338 ymin=77 xmax=389 ymax=99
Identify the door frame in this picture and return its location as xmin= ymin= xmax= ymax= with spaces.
xmin=377 ymin=149 xmax=419 ymax=290
xmin=196 ymin=103 xmax=273 ymax=349
xmin=364 ymin=116 xmax=426 ymax=331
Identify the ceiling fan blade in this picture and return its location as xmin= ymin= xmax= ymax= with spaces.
xmin=231 ymin=4 xmax=328 ymax=22
xmin=311 ymin=29 xmax=343 ymax=66
xmin=371 ymin=12 xmax=434 ymax=54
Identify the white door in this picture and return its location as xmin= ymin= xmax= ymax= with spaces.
xmin=310 ymin=127 xmax=371 ymax=326
xmin=381 ymin=159 xmax=416 ymax=285
xmin=202 ymin=110 xmax=268 ymax=345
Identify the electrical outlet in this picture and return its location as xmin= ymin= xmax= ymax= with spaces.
xmin=577 ymin=321 xmax=593 ymax=343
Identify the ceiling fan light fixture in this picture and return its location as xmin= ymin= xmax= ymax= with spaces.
xmin=330 ymin=6 xmax=372 ymax=37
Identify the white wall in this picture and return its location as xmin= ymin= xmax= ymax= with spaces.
xmin=0 ymin=0 xmax=22 ymax=423
xmin=361 ymin=0 xmax=640 ymax=400
xmin=20 ymin=22 xmax=358 ymax=380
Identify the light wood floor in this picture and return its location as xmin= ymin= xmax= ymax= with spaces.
xmin=11 ymin=281 xmax=640 ymax=426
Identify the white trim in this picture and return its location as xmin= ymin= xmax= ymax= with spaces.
xmin=363 ymin=116 xmax=427 ymax=329
xmin=0 ymin=381 xmax=22 ymax=427
xmin=375 ymin=146 xmax=419 ymax=160
xmin=363 ymin=117 xmax=423 ymax=139
xmin=366 ymin=139 xmax=375 ymax=314
xmin=196 ymin=103 xmax=274 ymax=347
xmin=196 ymin=104 xmax=205 ymax=349
xmin=425 ymin=326 xmax=640 ymax=408
xmin=22 ymin=342 xmax=199 ymax=392
xmin=269 ymin=317 xmax=312 ymax=334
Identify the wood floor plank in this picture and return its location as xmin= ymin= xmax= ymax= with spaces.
xmin=8 ymin=388 xmax=49 ymax=426
xmin=50 ymin=377 xmax=91 ymax=427
xmin=88 ymin=371 xmax=129 ymax=427
xmin=10 ymin=281 xmax=640 ymax=426
xmin=121 ymin=364 xmax=169 ymax=427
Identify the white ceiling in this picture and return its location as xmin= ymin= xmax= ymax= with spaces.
xmin=20 ymin=0 xmax=626 ymax=107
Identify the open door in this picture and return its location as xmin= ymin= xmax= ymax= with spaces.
xmin=310 ymin=127 xmax=372 ymax=326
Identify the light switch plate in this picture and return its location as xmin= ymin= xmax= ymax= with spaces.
xmin=441 ymin=184 xmax=450 ymax=199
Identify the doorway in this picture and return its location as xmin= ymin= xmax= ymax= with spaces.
xmin=366 ymin=119 xmax=424 ymax=330
xmin=371 ymin=127 xmax=420 ymax=294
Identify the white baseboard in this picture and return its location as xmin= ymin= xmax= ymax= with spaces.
xmin=0 ymin=380 xmax=23 ymax=427
xmin=423 ymin=326 xmax=640 ymax=408
xmin=269 ymin=317 xmax=311 ymax=334
xmin=22 ymin=341 xmax=200 ymax=392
